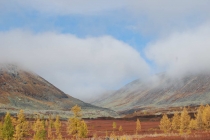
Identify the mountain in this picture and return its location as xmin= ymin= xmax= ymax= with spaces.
xmin=86 ymin=90 xmax=115 ymax=103
xmin=92 ymin=73 xmax=210 ymax=114
xmin=0 ymin=64 xmax=118 ymax=118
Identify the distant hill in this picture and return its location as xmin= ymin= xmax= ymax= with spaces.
xmin=0 ymin=64 xmax=118 ymax=118
xmin=86 ymin=90 xmax=115 ymax=103
xmin=92 ymin=73 xmax=210 ymax=114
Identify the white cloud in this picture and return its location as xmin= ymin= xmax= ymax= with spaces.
xmin=10 ymin=0 xmax=125 ymax=15
xmin=1 ymin=0 xmax=210 ymax=100
xmin=145 ymin=23 xmax=210 ymax=77
xmin=7 ymin=0 xmax=209 ymax=16
xmin=128 ymin=1 xmax=210 ymax=35
xmin=1 ymin=0 xmax=210 ymax=36
xmin=0 ymin=29 xmax=149 ymax=100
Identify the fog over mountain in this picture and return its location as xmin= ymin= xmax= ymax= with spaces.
xmin=0 ymin=30 xmax=149 ymax=101
xmin=0 ymin=64 xmax=118 ymax=118
xmin=145 ymin=23 xmax=210 ymax=78
xmin=1 ymin=1 xmax=210 ymax=101
xmin=93 ymin=72 xmax=210 ymax=114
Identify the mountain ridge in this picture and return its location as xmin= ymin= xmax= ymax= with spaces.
xmin=0 ymin=64 xmax=119 ymax=118
xmin=92 ymin=73 xmax=210 ymax=114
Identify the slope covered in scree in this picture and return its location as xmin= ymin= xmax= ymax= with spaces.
xmin=0 ymin=64 xmax=118 ymax=118
xmin=93 ymin=73 xmax=210 ymax=114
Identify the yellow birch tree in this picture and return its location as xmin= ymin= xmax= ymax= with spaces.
xmin=2 ymin=112 xmax=14 ymax=140
xmin=189 ymin=119 xmax=198 ymax=130
xmin=113 ymin=122 xmax=117 ymax=130
xmin=13 ymin=110 xmax=29 ymax=140
xmin=180 ymin=107 xmax=191 ymax=134
xmin=54 ymin=115 xmax=62 ymax=139
xmin=47 ymin=115 xmax=54 ymax=139
xmin=119 ymin=125 xmax=123 ymax=132
xmin=0 ymin=120 xmax=3 ymax=139
xmin=47 ymin=123 xmax=53 ymax=139
xmin=195 ymin=105 xmax=204 ymax=130
xmin=136 ymin=119 xmax=141 ymax=134
xmin=202 ymin=104 xmax=210 ymax=129
xmin=33 ymin=116 xmax=46 ymax=140
xmin=78 ymin=120 xmax=88 ymax=138
xmin=171 ymin=112 xmax=180 ymax=131
xmin=159 ymin=114 xmax=171 ymax=133
xmin=67 ymin=105 xmax=88 ymax=138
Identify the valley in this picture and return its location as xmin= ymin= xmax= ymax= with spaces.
xmin=1 ymin=65 xmax=210 ymax=140
xmin=92 ymin=73 xmax=210 ymax=115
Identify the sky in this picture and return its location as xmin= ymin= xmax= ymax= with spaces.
xmin=1 ymin=1 xmax=210 ymax=101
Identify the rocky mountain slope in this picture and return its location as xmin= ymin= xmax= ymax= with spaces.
xmin=0 ymin=64 xmax=118 ymax=118
xmin=92 ymin=73 xmax=210 ymax=114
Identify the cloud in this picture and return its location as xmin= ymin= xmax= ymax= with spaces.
xmin=2 ymin=0 xmax=210 ymax=35
xmin=0 ymin=29 xmax=149 ymax=100
xmin=7 ymin=0 xmax=210 ymax=16
xmin=4 ymin=0 xmax=125 ymax=15
xmin=1 ymin=0 xmax=210 ymax=100
xmin=129 ymin=1 xmax=210 ymax=35
xmin=145 ymin=23 xmax=210 ymax=77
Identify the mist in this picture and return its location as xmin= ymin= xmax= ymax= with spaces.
xmin=0 ymin=29 xmax=149 ymax=101
xmin=1 ymin=1 xmax=210 ymax=101
xmin=145 ymin=23 xmax=210 ymax=78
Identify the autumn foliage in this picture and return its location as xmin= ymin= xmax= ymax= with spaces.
xmin=159 ymin=104 xmax=210 ymax=135
xmin=136 ymin=119 xmax=141 ymax=134
xmin=13 ymin=110 xmax=29 ymax=140
xmin=1 ymin=104 xmax=210 ymax=139
xmin=2 ymin=112 xmax=14 ymax=140
xmin=67 ymin=105 xmax=88 ymax=138
xmin=159 ymin=114 xmax=171 ymax=133
xmin=0 ymin=105 xmax=89 ymax=140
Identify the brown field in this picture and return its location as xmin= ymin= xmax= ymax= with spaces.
xmin=85 ymin=119 xmax=160 ymax=137
xmin=42 ymin=119 xmax=210 ymax=140
xmin=85 ymin=119 xmax=210 ymax=140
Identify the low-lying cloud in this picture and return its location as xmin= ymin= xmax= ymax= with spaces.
xmin=0 ymin=29 xmax=149 ymax=100
xmin=145 ymin=23 xmax=210 ymax=78
xmin=1 ymin=1 xmax=210 ymax=101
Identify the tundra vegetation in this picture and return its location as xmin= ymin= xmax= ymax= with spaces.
xmin=1 ymin=105 xmax=210 ymax=139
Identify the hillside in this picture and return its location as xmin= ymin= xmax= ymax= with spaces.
xmin=86 ymin=90 xmax=115 ymax=103
xmin=0 ymin=64 xmax=118 ymax=118
xmin=92 ymin=73 xmax=210 ymax=114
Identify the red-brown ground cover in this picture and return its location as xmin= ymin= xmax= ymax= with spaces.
xmin=25 ymin=119 xmax=210 ymax=139
xmin=86 ymin=119 xmax=160 ymax=137
xmin=80 ymin=119 xmax=210 ymax=140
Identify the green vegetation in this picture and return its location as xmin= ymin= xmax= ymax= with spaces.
xmin=2 ymin=112 xmax=14 ymax=140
